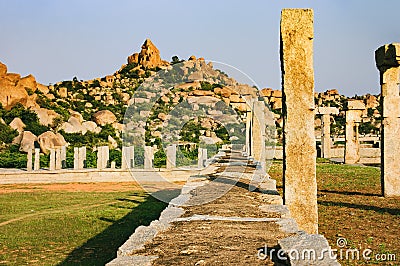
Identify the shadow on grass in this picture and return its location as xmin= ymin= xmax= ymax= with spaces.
xmin=58 ymin=190 xmax=180 ymax=266
xmin=318 ymin=200 xmax=400 ymax=216
xmin=318 ymin=189 xmax=380 ymax=197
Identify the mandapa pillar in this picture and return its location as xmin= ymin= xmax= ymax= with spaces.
xmin=281 ymin=8 xmax=318 ymax=234
xmin=144 ymin=146 xmax=154 ymax=169
xmin=34 ymin=148 xmax=40 ymax=171
xmin=375 ymin=43 xmax=400 ymax=197
xmin=316 ymin=107 xmax=339 ymax=159
xmin=344 ymin=100 xmax=365 ymax=164
xmin=27 ymin=149 xmax=33 ymax=171
xmin=55 ymin=148 xmax=62 ymax=170
xmin=166 ymin=144 xmax=177 ymax=169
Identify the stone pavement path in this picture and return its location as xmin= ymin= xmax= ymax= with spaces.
xmin=107 ymin=150 xmax=339 ymax=266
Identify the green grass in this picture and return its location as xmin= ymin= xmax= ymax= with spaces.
xmin=0 ymin=190 xmax=168 ymax=265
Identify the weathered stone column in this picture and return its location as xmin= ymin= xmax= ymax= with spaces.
xmin=245 ymin=108 xmax=253 ymax=156
xmin=316 ymin=107 xmax=339 ymax=158
xmin=375 ymin=43 xmax=400 ymax=197
xmin=202 ymin=148 xmax=208 ymax=165
xmin=74 ymin=147 xmax=79 ymax=170
xmin=78 ymin=147 xmax=86 ymax=169
xmin=122 ymin=146 xmax=135 ymax=169
xmin=61 ymin=146 xmax=67 ymax=169
xmin=198 ymin=148 xmax=205 ymax=168
xmin=281 ymin=8 xmax=318 ymax=234
xmin=49 ymin=148 xmax=56 ymax=171
xmin=55 ymin=148 xmax=62 ymax=170
xmin=166 ymin=144 xmax=177 ymax=169
xmin=344 ymin=100 xmax=365 ymax=164
xmin=97 ymin=146 xmax=109 ymax=169
xmin=27 ymin=149 xmax=33 ymax=171
xmin=121 ymin=147 xmax=128 ymax=170
xmin=252 ymin=100 xmax=267 ymax=172
xmin=144 ymin=146 xmax=153 ymax=169
xmin=34 ymin=148 xmax=40 ymax=171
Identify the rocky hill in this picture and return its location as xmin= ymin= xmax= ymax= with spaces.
xmin=0 ymin=38 xmax=382 ymax=168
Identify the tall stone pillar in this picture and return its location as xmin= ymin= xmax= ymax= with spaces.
xmin=97 ymin=146 xmax=109 ymax=169
xmin=121 ymin=147 xmax=128 ymax=170
xmin=316 ymin=107 xmax=339 ymax=158
xmin=129 ymin=146 xmax=135 ymax=168
xmin=61 ymin=146 xmax=67 ymax=169
xmin=49 ymin=148 xmax=56 ymax=171
xmin=55 ymin=148 xmax=62 ymax=170
xmin=27 ymin=149 xmax=33 ymax=171
xmin=202 ymin=148 xmax=208 ymax=165
xmin=245 ymin=108 xmax=253 ymax=156
xmin=122 ymin=146 xmax=135 ymax=169
xmin=198 ymin=148 xmax=205 ymax=168
xmin=74 ymin=147 xmax=79 ymax=170
xmin=166 ymin=144 xmax=177 ymax=169
xmin=375 ymin=43 xmax=400 ymax=197
xmin=344 ymin=100 xmax=365 ymax=164
xmin=144 ymin=146 xmax=153 ymax=169
xmin=252 ymin=100 xmax=267 ymax=172
xmin=34 ymin=148 xmax=40 ymax=171
xmin=281 ymin=9 xmax=318 ymax=234
xmin=78 ymin=147 xmax=86 ymax=169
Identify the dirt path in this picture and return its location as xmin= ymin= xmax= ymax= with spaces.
xmin=128 ymin=151 xmax=295 ymax=265
xmin=0 ymin=182 xmax=141 ymax=194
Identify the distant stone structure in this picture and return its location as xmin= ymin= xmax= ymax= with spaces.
xmin=375 ymin=43 xmax=400 ymax=197
xmin=97 ymin=146 xmax=110 ymax=169
xmin=144 ymin=146 xmax=154 ymax=169
xmin=74 ymin=147 xmax=86 ymax=170
xmin=27 ymin=149 xmax=33 ymax=171
xmin=252 ymin=101 xmax=267 ymax=173
xmin=316 ymin=107 xmax=339 ymax=158
xmin=281 ymin=8 xmax=318 ymax=234
xmin=34 ymin=148 xmax=40 ymax=170
xmin=166 ymin=145 xmax=177 ymax=169
xmin=197 ymin=148 xmax=207 ymax=168
xmin=49 ymin=148 xmax=56 ymax=171
xmin=344 ymin=100 xmax=365 ymax=164
xmin=121 ymin=146 xmax=135 ymax=170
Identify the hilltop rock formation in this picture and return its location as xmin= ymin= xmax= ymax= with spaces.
xmin=127 ymin=39 xmax=169 ymax=68
xmin=0 ymin=61 xmax=41 ymax=110
xmin=92 ymin=110 xmax=117 ymax=126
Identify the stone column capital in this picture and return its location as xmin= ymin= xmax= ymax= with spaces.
xmin=375 ymin=43 xmax=400 ymax=71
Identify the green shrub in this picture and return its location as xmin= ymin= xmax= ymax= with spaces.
xmin=0 ymin=150 xmax=26 ymax=168
xmin=1 ymin=104 xmax=50 ymax=136
xmin=0 ymin=123 xmax=18 ymax=144
xmin=110 ymin=149 xmax=121 ymax=168
xmin=153 ymin=148 xmax=166 ymax=168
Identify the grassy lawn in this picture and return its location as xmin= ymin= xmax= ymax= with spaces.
xmin=0 ymin=186 xmax=167 ymax=265
xmin=269 ymin=159 xmax=400 ymax=265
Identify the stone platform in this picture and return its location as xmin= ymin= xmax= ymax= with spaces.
xmin=107 ymin=150 xmax=339 ymax=265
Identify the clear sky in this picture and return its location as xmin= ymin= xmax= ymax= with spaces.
xmin=0 ymin=0 xmax=399 ymax=96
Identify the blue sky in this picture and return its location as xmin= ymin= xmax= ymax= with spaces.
xmin=0 ymin=0 xmax=399 ymax=96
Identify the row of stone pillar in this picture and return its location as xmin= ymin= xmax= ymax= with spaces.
xmin=27 ymin=145 xmax=208 ymax=171
xmin=316 ymin=103 xmax=366 ymax=165
xmin=146 ymin=145 xmax=208 ymax=170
